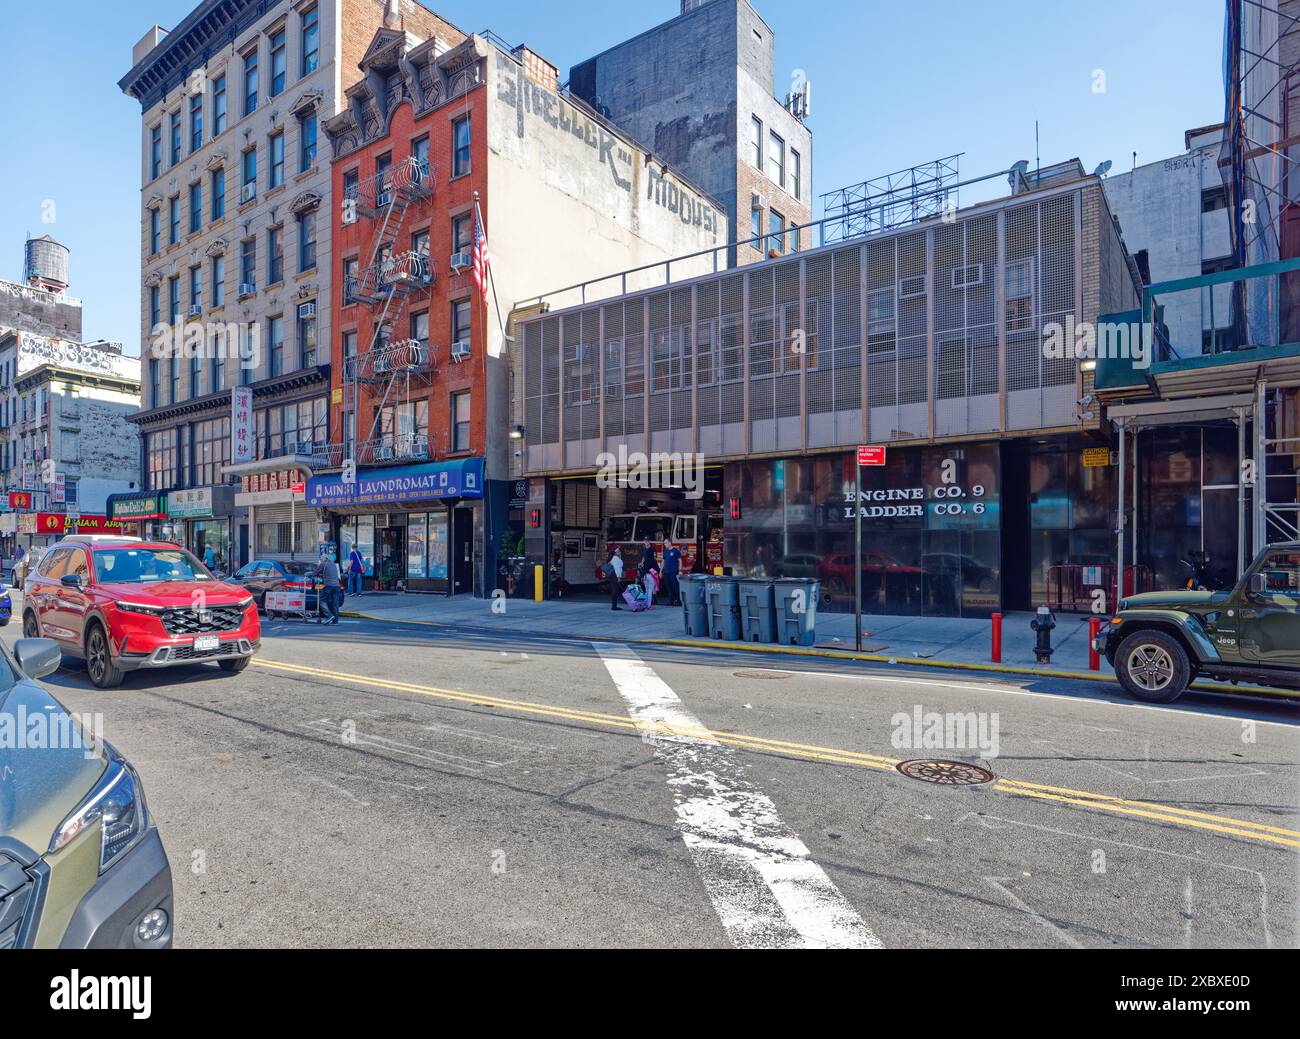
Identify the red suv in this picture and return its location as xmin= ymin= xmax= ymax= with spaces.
xmin=22 ymin=538 xmax=260 ymax=688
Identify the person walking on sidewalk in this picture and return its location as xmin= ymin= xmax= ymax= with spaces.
xmin=638 ymin=538 xmax=661 ymax=606
xmin=347 ymin=546 xmax=365 ymax=596
xmin=606 ymin=546 xmax=625 ymax=610
xmin=662 ymin=540 xmax=683 ymax=607
xmin=313 ymin=554 xmax=343 ymax=625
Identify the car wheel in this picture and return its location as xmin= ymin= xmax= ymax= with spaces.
xmin=85 ymin=624 xmax=125 ymax=689
xmin=22 ymin=611 xmax=39 ymax=638
xmin=218 ymin=657 xmax=250 ymax=673
xmin=1115 ymin=630 xmax=1191 ymax=704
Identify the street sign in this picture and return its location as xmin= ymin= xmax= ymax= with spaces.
xmin=291 ymin=481 xmax=306 ymax=496
xmin=1082 ymin=447 xmax=1111 ymax=469
xmin=857 ymin=445 xmax=887 ymax=467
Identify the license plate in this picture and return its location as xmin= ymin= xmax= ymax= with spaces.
xmin=194 ymin=636 xmax=221 ymax=652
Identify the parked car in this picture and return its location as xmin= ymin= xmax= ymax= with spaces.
xmin=0 ymin=636 xmax=173 ymax=948
xmin=0 ymin=585 xmax=10 ymax=626
xmin=1097 ymin=542 xmax=1300 ymax=703
xmin=229 ymin=559 xmax=344 ymax=612
xmin=21 ymin=538 xmax=260 ymax=689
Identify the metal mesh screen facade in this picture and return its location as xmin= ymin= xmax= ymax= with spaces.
xmin=522 ymin=189 xmax=1085 ymax=473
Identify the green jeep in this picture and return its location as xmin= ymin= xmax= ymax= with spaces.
xmin=0 ymin=636 xmax=173 ymax=948
xmin=1098 ymin=543 xmax=1300 ymax=703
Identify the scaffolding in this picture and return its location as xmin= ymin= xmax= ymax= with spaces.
xmin=820 ymin=155 xmax=962 ymax=243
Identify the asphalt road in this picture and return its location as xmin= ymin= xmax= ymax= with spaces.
xmin=6 ymin=611 xmax=1298 ymax=949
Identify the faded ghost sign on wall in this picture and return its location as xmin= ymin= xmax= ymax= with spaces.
xmin=495 ymin=62 xmax=721 ymax=243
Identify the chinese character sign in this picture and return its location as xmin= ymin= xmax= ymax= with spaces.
xmin=232 ymin=387 xmax=254 ymax=464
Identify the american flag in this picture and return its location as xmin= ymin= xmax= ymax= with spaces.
xmin=471 ymin=207 xmax=491 ymax=306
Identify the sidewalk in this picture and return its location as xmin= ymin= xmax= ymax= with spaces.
xmin=341 ymin=591 xmax=1104 ymax=676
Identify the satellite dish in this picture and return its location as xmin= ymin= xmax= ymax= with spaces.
xmin=1094 ymin=159 xmax=1113 ymax=177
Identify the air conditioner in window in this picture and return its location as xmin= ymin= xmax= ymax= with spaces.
xmin=449 ymin=251 xmax=472 ymax=273
xmin=298 ymin=302 xmax=316 ymax=319
xmin=375 ymin=444 xmax=395 ymax=462
xmin=188 ymin=303 xmax=203 ymax=317
xmin=751 ymin=193 xmax=768 ymax=211
xmin=240 ymin=183 xmax=256 ymax=204
xmin=238 ymin=282 xmax=256 ymax=296
xmin=376 ymin=190 xmax=391 ymax=208
xmin=341 ymin=205 xmax=357 ymax=227
xmin=451 ymin=340 xmax=471 ymax=363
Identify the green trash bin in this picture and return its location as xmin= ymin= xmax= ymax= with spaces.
xmin=774 ymin=578 xmax=819 ymax=646
xmin=739 ymin=579 xmax=777 ymax=643
xmin=705 ymin=575 xmax=742 ymax=641
xmin=681 ymin=574 xmax=710 ymax=637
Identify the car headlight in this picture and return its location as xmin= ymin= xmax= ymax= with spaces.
xmin=116 ymin=601 xmax=165 ymax=617
xmin=49 ymin=754 xmax=148 ymax=874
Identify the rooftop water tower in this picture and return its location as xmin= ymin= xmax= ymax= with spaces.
xmin=24 ymin=233 xmax=70 ymax=293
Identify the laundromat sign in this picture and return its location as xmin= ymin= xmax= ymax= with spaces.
xmin=306 ymin=458 xmax=486 ymax=508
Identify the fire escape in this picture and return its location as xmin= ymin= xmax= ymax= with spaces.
xmin=334 ymin=155 xmax=437 ymax=468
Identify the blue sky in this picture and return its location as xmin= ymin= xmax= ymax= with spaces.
xmin=0 ymin=0 xmax=1225 ymax=354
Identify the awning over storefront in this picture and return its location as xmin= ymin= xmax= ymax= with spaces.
xmin=307 ymin=458 xmax=486 ymax=510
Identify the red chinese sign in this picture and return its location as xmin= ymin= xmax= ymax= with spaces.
xmin=241 ymin=470 xmax=306 ymax=496
xmin=36 ymin=513 xmax=124 ymax=535
xmin=9 ymin=491 xmax=32 ymax=510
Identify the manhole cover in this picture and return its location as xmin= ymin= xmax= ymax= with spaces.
xmin=896 ymin=759 xmax=996 ymax=786
xmin=732 ymin=670 xmax=792 ymax=680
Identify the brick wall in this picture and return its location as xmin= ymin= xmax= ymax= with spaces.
xmin=340 ymin=0 xmax=466 ymax=87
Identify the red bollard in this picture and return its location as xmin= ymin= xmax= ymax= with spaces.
xmin=991 ymin=613 xmax=1003 ymax=664
xmin=1088 ymin=617 xmax=1102 ymax=671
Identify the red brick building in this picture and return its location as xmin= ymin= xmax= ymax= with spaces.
xmin=320 ymin=26 xmax=728 ymax=596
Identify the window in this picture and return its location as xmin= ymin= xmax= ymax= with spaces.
xmin=213 ymin=341 xmax=226 ymax=393
xmin=269 ymin=29 xmax=286 ymax=97
xmin=169 ymin=195 xmax=180 ymax=244
xmin=298 ymin=212 xmax=316 ymax=272
xmin=410 ymin=310 xmax=429 ymax=348
xmin=240 ymin=325 xmax=255 ymax=385
xmin=299 ymin=114 xmax=316 ymax=172
xmin=750 ymin=206 xmax=762 ymax=245
xmin=342 ymin=256 xmax=358 ymax=303
xmin=190 ymin=351 xmax=202 ymax=398
xmin=412 ymin=134 xmax=429 ymax=175
xmin=377 ymin=400 xmax=428 ymax=456
xmin=243 ymin=49 xmax=258 ymax=116
xmin=168 ymin=275 xmax=180 ymax=323
xmin=170 ymin=356 xmax=180 ymax=403
xmin=170 ymin=111 xmax=181 ymax=166
xmin=149 ymin=359 xmax=161 ymax=406
xmin=150 ymin=124 xmax=162 ymax=179
xmin=211 ymin=168 xmax=225 ymax=219
xmin=452 ymin=391 xmax=471 ymax=452
xmin=149 ymin=208 xmax=160 ymax=255
xmin=768 ymin=131 xmax=785 ymax=186
xmin=149 ymin=286 xmax=161 ymax=330
xmin=791 ymin=149 xmax=802 ymax=200
xmin=1005 ymin=257 xmax=1035 ymax=332
xmin=192 ymin=417 xmax=230 ymax=485
xmin=342 ymin=330 xmax=357 ymax=363
xmin=270 ymin=131 xmax=285 ymax=187
xmin=343 ymin=168 xmax=359 ymax=206
xmin=452 ymin=298 xmax=471 ymax=344
xmin=213 ymin=74 xmax=227 ymax=135
xmin=768 ymin=209 xmax=785 ymax=254
xmin=1202 ymin=185 xmax=1228 ymax=213
xmin=751 ymin=116 xmax=763 ymax=168
xmin=189 ymin=181 xmax=202 ymax=233
xmin=211 ymin=255 xmax=225 ymax=308
xmin=452 ymin=213 xmax=472 ymax=253
xmin=411 ymin=229 xmax=429 ymax=257
xmin=268 ymin=226 xmax=283 ymax=283
xmin=146 ymin=429 xmax=178 ymax=491
xmin=301 ymin=6 xmax=319 ymax=75
xmin=189 ymin=264 xmax=202 ymax=311
xmin=299 ymin=305 xmax=317 ymax=367
xmin=452 ymin=115 xmax=471 ymax=177
xmin=242 ymin=147 xmax=257 ymax=198
xmin=240 ymin=238 xmax=256 ymax=291
xmin=189 ymin=92 xmax=203 ymax=152
xmin=268 ymin=316 xmax=284 ymax=376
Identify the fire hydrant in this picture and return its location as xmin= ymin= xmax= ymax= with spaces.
xmin=1031 ymin=605 xmax=1056 ymax=665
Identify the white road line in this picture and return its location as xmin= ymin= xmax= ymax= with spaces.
xmin=594 ymin=642 xmax=880 ymax=950
xmin=983 ymin=876 xmax=1085 ymax=949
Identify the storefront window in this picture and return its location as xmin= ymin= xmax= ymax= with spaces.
xmin=408 ymin=514 xmax=427 ymax=578
xmin=191 ymin=519 xmax=231 ymax=575
xmin=427 ymin=512 xmax=448 ymax=581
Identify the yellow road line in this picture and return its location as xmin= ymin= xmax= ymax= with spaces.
xmin=252 ymin=657 xmax=1300 ymax=848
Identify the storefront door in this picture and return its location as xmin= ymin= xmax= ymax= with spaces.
xmin=378 ymin=527 xmax=404 ymax=590
xmin=452 ymin=507 xmax=474 ymax=596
